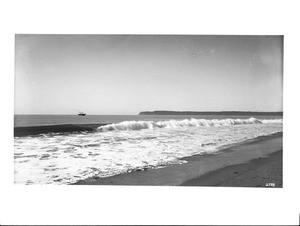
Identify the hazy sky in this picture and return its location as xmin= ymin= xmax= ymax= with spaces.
xmin=15 ymin=35 xmax=283 ymax=115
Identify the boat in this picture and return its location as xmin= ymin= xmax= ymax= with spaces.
xmin=78 ymin=112 xmax=86 ymax=116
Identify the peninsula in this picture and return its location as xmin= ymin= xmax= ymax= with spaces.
xmin=139 ymin=111 xmax=283 ymax=116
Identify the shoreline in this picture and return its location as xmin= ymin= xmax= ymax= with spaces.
xmin=73 ymin=132 xmax=282 ymax=186
xmin=180 ymin=150 xmax=282 ymax=187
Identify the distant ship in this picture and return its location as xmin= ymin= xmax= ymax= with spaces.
xmin=78 ymin=112 xmax=86 ymax=116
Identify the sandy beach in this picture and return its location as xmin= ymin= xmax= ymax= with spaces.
xmin=181 ymin=149 xmax=282 ymax=187
xmin=74 ymin=132 xmax=282 ymax=187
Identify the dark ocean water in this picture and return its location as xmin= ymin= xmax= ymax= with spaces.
xmin=14 ymin=114 xmax=283 ymax=127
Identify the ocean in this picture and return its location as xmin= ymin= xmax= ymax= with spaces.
xmin=14 ymin=114 xmax=283 ymax=185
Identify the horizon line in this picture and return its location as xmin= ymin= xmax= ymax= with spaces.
xmin=14 ymin=110 xmax=284 ymax=115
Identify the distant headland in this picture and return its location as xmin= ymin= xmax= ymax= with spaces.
xmin=139 ymin=111 xmax=283 ymax=116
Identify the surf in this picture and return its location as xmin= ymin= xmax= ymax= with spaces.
xmin=97 ymin=117 xmax=283 ymax=131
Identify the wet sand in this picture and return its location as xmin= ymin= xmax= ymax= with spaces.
xmin=74 ymin=132 xmax=282 ymax=187
xmin=181 ymin=149 xmax=282 ymax=187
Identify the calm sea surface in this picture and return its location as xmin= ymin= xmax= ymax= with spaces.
xmin=14 ymin=114 xmax=283 ymax=127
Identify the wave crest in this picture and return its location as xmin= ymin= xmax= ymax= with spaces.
xmin=97 ymin=118 xmax=282 ymax=131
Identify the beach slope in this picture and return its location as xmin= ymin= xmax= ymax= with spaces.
xmin=181 ymin=149 xmax=282 ymax=187
xmin=74 ymin=133 xmax=282 ymax=187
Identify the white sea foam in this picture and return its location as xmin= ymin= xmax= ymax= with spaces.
xmin=97 ymin=118 xmax=282 ymax=131
xmin=14 ymin=117 xmax=283 ymax=185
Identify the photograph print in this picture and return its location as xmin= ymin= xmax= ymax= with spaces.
xmin=14 ymin=35 xmax=283 ymax=186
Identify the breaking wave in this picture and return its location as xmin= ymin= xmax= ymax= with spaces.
xmin=97 ymin=118 xmax=282 ymax=131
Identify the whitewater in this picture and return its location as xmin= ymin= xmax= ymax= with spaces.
xmin=14 ymin=117 xmax=283 ymax=185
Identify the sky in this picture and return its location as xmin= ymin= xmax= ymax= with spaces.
xmin=15 ymin=35 xmax=283 ymax=115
